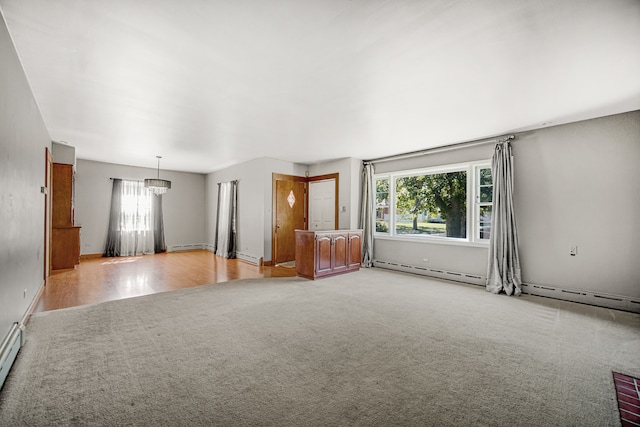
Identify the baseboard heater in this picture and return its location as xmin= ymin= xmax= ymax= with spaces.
xmin=0 ymin=323 xmax=23 ymax=390
xmin=236 ymin=252 xmax=263 ymax=266
xmin=374 ymin=259 xmax=640 ymax=313
xmin=168 ymin=243 xmax=204 ymax=252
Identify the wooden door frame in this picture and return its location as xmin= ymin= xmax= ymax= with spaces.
xmin=307 ymin=173 xmax=339 ymax=231
xmin=44 ymin=148 xmax=52 ymax=280
xmin=270 ymin=172 xmax=339 ymax=265
xmin=271 ymin=173 xmax=308 ymax=266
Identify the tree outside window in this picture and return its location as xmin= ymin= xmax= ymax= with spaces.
xmin=395 ymin=171 xmax=467 ymax=238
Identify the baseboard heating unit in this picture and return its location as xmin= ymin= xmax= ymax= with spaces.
xmin=374 ymin=259 xmax=640 ymax=313
xmin=236 ymin=252 xmax=263 ymax=266
xmin=0 ymin=323 xmax=23 ymax=390
xmin=168 ymin=243 xmax=204 ymax=252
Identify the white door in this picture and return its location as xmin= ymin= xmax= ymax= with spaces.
xmin=309 ymin=179 xmax=336 ymax=230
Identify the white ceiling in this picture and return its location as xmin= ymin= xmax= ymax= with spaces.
xmin=2 ymin=0 xmax=639 ymax=174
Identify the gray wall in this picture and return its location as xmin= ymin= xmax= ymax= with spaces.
xmin=75 ymin=159 xmax=206 ymax=255
xmin=0 ymin=10 xmax=51 ymax=340
xmin=205 ymin=157 xmax=309 ymax=263
xmin=374 ymin=110 xmax=640 ymax=299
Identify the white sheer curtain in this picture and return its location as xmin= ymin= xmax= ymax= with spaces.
xmin=119 ymin=180 xmax=155 ymax=256
xmin=486 ymin=141 xmax=522 ymax=296
xmin=214 ymin=180 xmax=237 ymax=258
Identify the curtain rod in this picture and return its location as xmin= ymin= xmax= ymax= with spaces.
xmin=363 ymin=135 xmax=515 ymax=165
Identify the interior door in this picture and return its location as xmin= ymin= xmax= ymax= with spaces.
xmin=309 ymin=179 xmax=336 ymax=231
xmin=273 ymin=176 xmax=306 ymax=264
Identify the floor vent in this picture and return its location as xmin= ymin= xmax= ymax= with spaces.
xmin=612 ymin=372 xmax=640 ymax=426
xmin=0 ymin=323 xmax=23 ymax=390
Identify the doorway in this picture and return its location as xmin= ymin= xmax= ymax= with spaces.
xmin=271 ymin=172 xmax=339 ymax=264
xmin=308 ymin=175 xmax=338 ymax=231
xmin=272 ymin=174 xmax=307 ymax=264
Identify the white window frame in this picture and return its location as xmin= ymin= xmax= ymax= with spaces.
xmin=373 ymin=160 xmax=491 ymax=247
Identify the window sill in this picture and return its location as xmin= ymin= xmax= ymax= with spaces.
xmin=374 ymin=234 xmax=489 ymax=248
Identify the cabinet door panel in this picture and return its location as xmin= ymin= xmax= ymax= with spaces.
xmin=316 ymin=235 xmax=333 ymax=275
xmin=349 ymin=233 xmax=362 ymax=269
xmin=333 ymin=234 xmax=348 ymax=271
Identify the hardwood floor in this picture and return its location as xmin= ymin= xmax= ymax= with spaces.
xmin=36 ymin=250 xmax=297 ymax=313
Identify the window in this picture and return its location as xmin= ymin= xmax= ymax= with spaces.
xmin=121 ymin=180 xmax=153 ymax=232
xmin=476 ymin=166 xmax=492 ymax=241
xmin=375 ymin=177 xmax=390 ymax=233
xmin=374 ymin=161 xmax=492 ymax=245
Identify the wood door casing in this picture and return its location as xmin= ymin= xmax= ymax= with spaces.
xmin=273 ymin=174 xmax=307 ymax=264
xmin=44 ymin=148 xmax=52 ymax=279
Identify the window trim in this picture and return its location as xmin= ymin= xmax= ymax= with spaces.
xmin=373 ymin=160 xmax=492 ymax=246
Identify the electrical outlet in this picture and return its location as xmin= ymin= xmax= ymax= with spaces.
xmin=422 ymin=258 xmax=429 ymax=262
xmin=23 ymin=289 xmax=27 ymax=298
xmin=570 ymin=246 xmax=578 ymax=256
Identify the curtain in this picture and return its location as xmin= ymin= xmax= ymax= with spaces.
xmin=153 ymin=194 xmax=166 ymax=253
xmin=359 ymin=162 xmax=375 ymax=267
xmin=103 ymin=179 xmax=161 ymax=257
xmin=214 ymin=180 xmax=237 ymax=258
xmin=103 ymin=179 xmax=123 ymax=257
xmin=486 ymin=141 xmax=522 ymax=296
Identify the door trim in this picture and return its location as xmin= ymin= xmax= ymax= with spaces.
xmin=308 ymin=173 xmax=339 ymax=231
xmin=44 ymin=148 xmax=52 ymax=279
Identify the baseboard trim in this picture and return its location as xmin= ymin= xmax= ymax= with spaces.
xmin=80 ymin=253 xmax=103 ymax=260
xmin=373 ymin=259 xmax=639 ymax=313
xmin=20 ymin=280 xmax=45 ymax=328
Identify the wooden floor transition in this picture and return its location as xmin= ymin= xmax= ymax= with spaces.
xmin=36 ymin=251 xmax=297 ymax=313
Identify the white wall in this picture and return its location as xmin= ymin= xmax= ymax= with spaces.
xmin=0 ymin=9 xmax=51 ymax=339
xmin=373 ymin=110 xmax=640 ymax=300
xmin=75 ymin=159 xmax=206 ymax=255
xmin=51 ymin=141 xmax=75 ymax=167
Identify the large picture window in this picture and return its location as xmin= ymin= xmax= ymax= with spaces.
xmin=374 ymin=161 xmax=492 ymax=245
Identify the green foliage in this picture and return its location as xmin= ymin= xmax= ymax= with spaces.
xmin=376 ymin=221 xmax=388 ymax=232
xmin=395 ymin=171 xmax=467 ymax=238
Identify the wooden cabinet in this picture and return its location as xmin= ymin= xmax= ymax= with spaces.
xmin=295 ymin=230 xmax=362 ymax=279
xmin=51 ymin=163 xmax=81 ymax=270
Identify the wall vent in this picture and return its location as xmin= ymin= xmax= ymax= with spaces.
xmin=374 ymin=259 xmax=639 ymax=313
xmin=0 ymin=323 xmax=23 ymax=390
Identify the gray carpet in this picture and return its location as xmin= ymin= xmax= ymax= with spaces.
xmin=1 ymin=268 xmax=639 ymax=426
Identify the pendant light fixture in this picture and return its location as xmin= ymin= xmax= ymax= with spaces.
xmin=144 ymin=156 xmax=171 ymax=195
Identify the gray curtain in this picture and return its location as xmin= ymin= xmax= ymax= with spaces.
xmin=486 ymin=141 xmax=522 ymax=296
xmin=153 ymin=194 xmax=166 ymax=253
xmin=214 ymin=180 xmax=237 ymax=258
xmin=103 ymin=179 xmax=122 ymax=257
xmin=359 ymin=162 xmax=375 ymax=267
